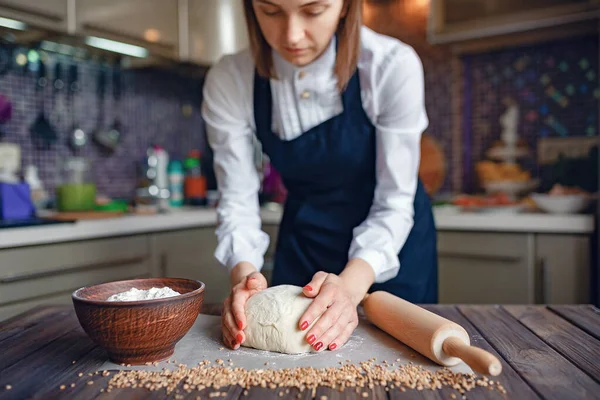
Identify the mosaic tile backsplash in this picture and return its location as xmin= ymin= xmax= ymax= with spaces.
xmin=0 ymin=49 xmax=207 ymax=199
xmin=462 ymin=35 xmax=599 ymax=193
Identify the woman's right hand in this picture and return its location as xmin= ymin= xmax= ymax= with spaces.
xmin=222 ymin=262 xmax=267 ymax=349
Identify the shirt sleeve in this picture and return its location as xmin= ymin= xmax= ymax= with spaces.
xmin=348 ymin=46 xmax=429 ymax=283
xmin=201 ymin=57 xmax=270 ymax=272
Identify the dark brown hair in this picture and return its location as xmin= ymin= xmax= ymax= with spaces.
xmin=243 ymin=0 xmax=362 ymax=91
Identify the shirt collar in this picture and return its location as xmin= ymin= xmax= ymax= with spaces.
xmin=272 ymin=36 xmax=337 ymax=80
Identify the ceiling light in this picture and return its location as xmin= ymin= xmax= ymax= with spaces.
xmin=84 ymin=36 xmax=148 ymax=58
xmin=0 ymin=17 xmax=27 ymax=31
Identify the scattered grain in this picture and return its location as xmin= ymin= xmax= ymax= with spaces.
xmin=59 ymin=385 xmax=66 ymax=390
xmin=70 ymin=383 xmax=75 ymax=388
xmin=87 ymin=381 xmax=93 ymax=386
xmin=5 ymin=385 xmax=11 ymax=390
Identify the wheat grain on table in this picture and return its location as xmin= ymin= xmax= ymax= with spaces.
xmin=0 ymin=303 xmax=598 ymax=399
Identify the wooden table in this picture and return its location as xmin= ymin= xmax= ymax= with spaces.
xmin=1 ymin=304 xmax=599 ymax=399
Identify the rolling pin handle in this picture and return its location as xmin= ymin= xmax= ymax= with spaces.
xmin=441 ymin=337 xmax=503 ymax=376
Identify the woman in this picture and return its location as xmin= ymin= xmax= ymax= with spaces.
xmin=201 ymin=0 xmax=438 ymax=353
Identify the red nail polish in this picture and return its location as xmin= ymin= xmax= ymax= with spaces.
xmin=304 ymin=285 xmax=313 ymax=292
xmin=236 ymin=333 xmax=243 ymax=343
xmin=300 ymin=321 xmax=309 ymax=331
xmin=330 ymin=343 xmax=337 ymax=351
xmin=314 ymin=342 xmax=323 ymax=351
xmin=307 ymin=334 xmax=316 ymax=344
xmin=237 ymin=321 xmax=243 ymax=330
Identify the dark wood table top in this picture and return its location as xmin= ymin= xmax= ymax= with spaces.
xmin=0 ymin=303 xmax=599 ymax=400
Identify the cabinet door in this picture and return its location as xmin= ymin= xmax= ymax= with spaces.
xmin=152 ymin=228 xmax=231 ymax=305
xmin=77 ymin=0 xmax=180 ymax=59
xmin=0 ymin=0 xmax=68 ymax=32
xmin=188 ymin=0 xmax=249 ymax=65
xmin=535 ymin=234 xmax=591 ymax=304
xmin=437 ymin=232 xmax=535 ymax=304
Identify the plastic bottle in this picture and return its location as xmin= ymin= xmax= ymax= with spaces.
xmin=167 ymin=160 xmax=184 ymax=207
xmin=184 ymin=150 xmax=206 ymax=206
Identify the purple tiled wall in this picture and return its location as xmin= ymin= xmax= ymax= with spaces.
xmin=462 ymin=35 xmax=599 ymax=192
xmin=0 ymin=50 xmax=206 ymax=199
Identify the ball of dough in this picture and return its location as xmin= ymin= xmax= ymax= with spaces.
xmin=242 ymin=285 xmax=320 ymax=354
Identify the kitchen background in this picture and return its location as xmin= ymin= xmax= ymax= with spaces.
xmin=0 ymin=0 xmax=597 ymax=201
xmin=0 ymin=0 xmax=599 ymax=320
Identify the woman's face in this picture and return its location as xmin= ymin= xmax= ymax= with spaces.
xmin=252 ymin=0 xmax=345 ymax=66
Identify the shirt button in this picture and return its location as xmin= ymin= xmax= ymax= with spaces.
xmin=300 ymin=90 xmax=310 ymax=99
xmin=298 ymin=70 xmax=307 ymax=79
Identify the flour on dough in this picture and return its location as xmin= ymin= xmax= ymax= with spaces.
xmin=242 ymin=285 xmax=320 ymax=354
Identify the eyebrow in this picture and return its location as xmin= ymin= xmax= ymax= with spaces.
xmin=256 ymin=0 xmax=328 ymax=6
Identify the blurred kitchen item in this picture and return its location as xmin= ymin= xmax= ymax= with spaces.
xmin=108 ymin=62 xmax=122 ymax=147
xmin=0 ymin=93 xmax=12 ymax=137
xmin=531 ymin=184 xmax=594 ymax=214
xmin=44 ymin=210 xmax=123 ymax=221
xmin=419 ymin=133 xmax=446 ymax=196
xmin=24 ymin=165 xmax=49 ymax=210
xmin=29 ymin=58 xmax=58 ymax=150
xmin=91 ymin=66 xmax=117 ymax=152
xmin=476 ymin=160 xmax=538 ymax=198
xmin=0 ymin=143 xmax=20 ymax=183
xmin=67 ymin=63 xmax=87 ymax=152
xmin=0 ymin=182 xmax=35 ymax=220
xmin=168 ymin=159 xmax=184 ymax=207
xmin=135 ymin=146 xmax=170 ymax=211
xmin=531 ymin=193 xmax=591 ymax=214
xmin=95 ymin=199 xmax=129 ymax=213
xmin=56 ymin=157 xmax=96 ymax=212
xmin=184 ymin=150 xmax=206 ymax=206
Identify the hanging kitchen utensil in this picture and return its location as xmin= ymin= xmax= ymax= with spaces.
xmin=107 ymin=61 xmax=122 ymax=149
xmin=67 ymin=63 xmax=87 ymax=152
xmin=29 ymin=59 xmax=58 ymax=150
xmin=91 ymin=66 xmax=114 ymax=152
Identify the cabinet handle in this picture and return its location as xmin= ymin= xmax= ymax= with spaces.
xmin=0 ymin=256 xmax=147 ymax=283
xmin=438 ymin=251 xmax=521 ymax=262
xmin=160 ymin=254 xmax=167 ymax=277
xmin=539 ymin=258 xmax=549 ymax=304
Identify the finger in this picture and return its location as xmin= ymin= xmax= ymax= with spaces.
xmin=231 ymin=288 xmax=251 ymax=333
xmin=246 ymin=272 xmax=267 ymax=291
xmin=302 ymin=271 xmax=328 ymax=298
xmin=222 ymin=322 xmax=238 ymax=349
xmin=223 ymin=298 xmax=244 ymax=344
xmin=306 ymin=300 xmax=348 ymax=350
xmin=329 ymin=317 xmax=359 ymax=351
xmin=299 ymin=281 xmax=336 ymax=331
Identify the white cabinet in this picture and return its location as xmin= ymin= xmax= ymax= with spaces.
xmin=0 ymin=0 xmax=69 ymax=32
xmin=437 ymin=232 xmax=535 ymax=304
xmin=427 ymin=0 xmax=600 ymax=46
xmin=437 ymin=231 xmax=592 ymax=305
xmin=188 ymin=0 xmax=249 ymax=65
xmin=76 ymin=0 xmax=180 ymax=59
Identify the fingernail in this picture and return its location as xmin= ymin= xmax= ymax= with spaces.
xmin=232 ymin=339 xmax=237 ymax=347
xmin=303 ymin=285 xmax=313 ymax=292
xmin=314 ymin=342 xmax=323 ymax=351
xmin=237 ymin=321 xmax=243 ymax=330
xmin=329 ymin=343 xmax=337 ymax=351
xmin=300 ymin=321 xmax=309 ymax=331
xmin=307 ymin=334 xmax=316 ymax=344
xmin=236 ymin=333 xmax=243 ymax=343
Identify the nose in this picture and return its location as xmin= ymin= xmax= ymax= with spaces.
xmin=284 ymin=16 xmax=304 ymax=46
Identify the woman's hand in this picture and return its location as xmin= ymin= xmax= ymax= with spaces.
xmin=222 ymin=262 xmax=267 ymax=350
xmin=298 ymin=259 xmax=375 ymax=352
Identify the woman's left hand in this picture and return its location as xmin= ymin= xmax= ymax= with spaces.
xmin=297 ymin=271 xmax=362 ymax=352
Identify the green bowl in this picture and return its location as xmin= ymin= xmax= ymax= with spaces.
xmin=57 ymin=184 xmax=97 ymax=211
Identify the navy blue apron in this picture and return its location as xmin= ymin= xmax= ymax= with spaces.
xmin=253 ymin=65 xmax=438 ymax=304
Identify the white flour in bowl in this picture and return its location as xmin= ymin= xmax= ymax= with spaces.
xmin=106 ymin=287 xmax=181 ymax=302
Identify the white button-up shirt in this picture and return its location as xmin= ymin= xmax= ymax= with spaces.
xmin=201 ymin=26 xmax=429 ymax=283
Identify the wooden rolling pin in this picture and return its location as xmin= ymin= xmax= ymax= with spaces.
xmin=362 ymin=291 xmax=502 ymax=376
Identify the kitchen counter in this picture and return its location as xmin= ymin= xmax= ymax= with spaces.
xmin=1 ymin=303 xmax=598 ymax=399
xmin=0 ymin=206 xmax=595 ymax=249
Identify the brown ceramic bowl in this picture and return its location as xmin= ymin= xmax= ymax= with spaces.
xmin=72 ymin=278 xmax=205 ymax=365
